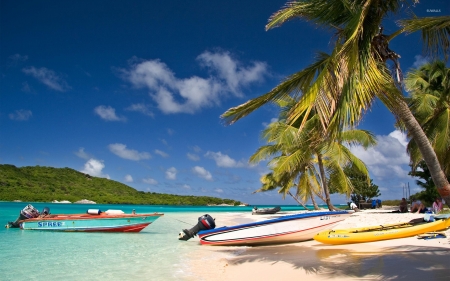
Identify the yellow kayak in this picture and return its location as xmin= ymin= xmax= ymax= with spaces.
xmin=314 ymin=218 xmax=450 ymax=245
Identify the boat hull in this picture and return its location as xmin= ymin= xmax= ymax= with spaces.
xmin=19 ymin=213 xmax=163 ymax=232
xmin=198 ymin=211 xmax=351 ymax=246
xmin=313 ymin=218 xmax=450 ymax=245
xmin=252 ymin=206 xmax=281 ymax=215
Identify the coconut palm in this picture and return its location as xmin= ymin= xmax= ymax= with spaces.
xmin=250 ymin=98 xmax=376 ymax=210
xmin=403 ymin=61 xmax=450 ymax=176
xmin=222 ymin=0 xmax=450 ymax=206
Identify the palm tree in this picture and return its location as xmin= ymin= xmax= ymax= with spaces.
xmin=250 ymin=98 xmax=376 ymax=210
xmin=403 ymin=61 xmax=450 ymax=177
xmin=222 ymin=0 xmax=450 ymax=206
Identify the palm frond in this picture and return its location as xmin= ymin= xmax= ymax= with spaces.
xmin=221 ymin=52 xmax=331 ymax=125
xmin=266 ymin=0 xmax=353 ymax=31
xmin=398 ymin=16 xmax=450 ymax=60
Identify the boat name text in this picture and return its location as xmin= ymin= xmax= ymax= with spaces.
xmin=38 ymin=221 xmax=65 ymax=227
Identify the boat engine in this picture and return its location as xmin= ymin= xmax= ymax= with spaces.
xmin=178 ymin=214 xmax=216 ymax=241
xmin=6 ymin=204 xmax=47 ymax=228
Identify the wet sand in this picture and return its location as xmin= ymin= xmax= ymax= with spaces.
xmin=187 ymin=208 xmax=450 ymax=280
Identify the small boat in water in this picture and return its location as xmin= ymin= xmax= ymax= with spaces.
xmin=179 ymin=211 xmax=351 ymax=246
xmin=252 ymin=206 xmax=281 ymax=215
xmin=313 ymin=217 xmax=450 ymax=245
xmin=6 ymin=204 xmax=163 ymax=232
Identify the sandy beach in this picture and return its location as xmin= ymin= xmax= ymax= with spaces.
xmin=187 ymin=207 xmax=450 ymax=281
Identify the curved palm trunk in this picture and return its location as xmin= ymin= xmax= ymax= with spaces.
xmin=287 ymin=191 xmax=311 ymax=210
xmin=395 ymin=100 xmax=450 ymax=207
xmin=309 ymin=194 xmax=320 ymax=210
xmin=317 ymin=153 xmax=338 ymax=211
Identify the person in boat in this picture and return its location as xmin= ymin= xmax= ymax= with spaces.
xmin=399 ymin=198 xmax=408 ymax=213
xmin=39 ymin=207 xmax=50 ymax=217
xmin=410 ymin=198 xmax=426 ymax=214
xmin=432 ymin=198 xmax=443 ymax=214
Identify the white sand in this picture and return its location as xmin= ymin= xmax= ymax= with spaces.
xmin=186 ymin=208 xmax=450 ymax=281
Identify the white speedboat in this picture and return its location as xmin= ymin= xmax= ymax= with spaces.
xmin=179 ymin=211 xmax=351 ymax=246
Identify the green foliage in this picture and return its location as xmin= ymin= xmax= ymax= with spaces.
xmin=0 ymin=165 xmax=240 ymax=206
xmin=344 ymin=166 xmax=381 ymax=203
xmin=409 ymin=161 xmax=443 ymax=205
xmin=403 ymin=61 xmax=450 ymax=176
xmin=382 ymin=199 xmax=402 ymax=206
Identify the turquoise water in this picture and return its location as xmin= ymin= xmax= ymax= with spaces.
xmin=0 ymin=202 xmax=315 ymax=281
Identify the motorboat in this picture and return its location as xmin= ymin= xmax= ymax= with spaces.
xmin=6 ymin=204 xmax=163 ymax=232
xmin=179 ymin=211 xmax=351 ymax=246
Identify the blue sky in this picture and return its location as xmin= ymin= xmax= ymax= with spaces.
xmin=1 ymin=1 xmax=448 ymax=205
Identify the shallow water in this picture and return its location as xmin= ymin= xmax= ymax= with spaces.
xmin=0 ymin=202 xmax=312 ymax=281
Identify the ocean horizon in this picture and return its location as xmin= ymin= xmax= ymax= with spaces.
xmin=0 ymin=202 xmax=344 ymax=280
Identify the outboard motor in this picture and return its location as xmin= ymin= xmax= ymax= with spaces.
xmin=178 ymin=214 xmax=216 ymax=241
xmin=7 ymin=204 xmax=40 ymax=228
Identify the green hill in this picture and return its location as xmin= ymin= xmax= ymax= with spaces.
xmin=0 ymin=164 xmax=241 ymax=205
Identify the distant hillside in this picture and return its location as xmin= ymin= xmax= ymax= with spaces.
xmin=0 ymin=164 xmax=241 ymax=205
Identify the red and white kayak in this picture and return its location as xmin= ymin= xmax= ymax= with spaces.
xmin=198 ymin=211 xmax=351 ymax=246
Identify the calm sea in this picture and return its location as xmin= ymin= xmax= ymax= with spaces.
xmin=0 ymin=202 xmax=323 ymax=281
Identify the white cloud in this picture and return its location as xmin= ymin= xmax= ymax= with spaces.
xmin=187 ymin=153 xmax=200 ymax=161
xmin=143 ymin=177 xmax=158 ymax=185
xmin=124 ymin=174 xmax=133 ymax=183
xmin=74 ymin=147 xmax=91 ymax=160
xmin=262 ymin=118 xmax=278 ymax=127
xmin=388 ymin=130 xmax=408 ymax=147
xmin=167 ymin=128 xmax=175 ymax=135
xmin=166 ymin=167 xmax=177 ymax=180
xmin=9 ymin=53 xmax=28 ymax=62
xmin=350 ymin=130 xmax=410 ymax=179
xmin=192 ymin=145 xmax=202 ymax=153
xmin=120 ymin=51 xmax=268 ymax=114
xmin=412 ymin=55 xmax=429 ymax=68
xmin=197 ymin=51 xmax=267 ymax=96
xmin=192 ymin=166 xmax=213 ymax=181
xmin=9 ymin=109 xmax=32 ymax=121
xmin=182 ymin=184 xmax=191 ymax=189
xmin=215 ymin=188 xmax=223 ymax=193
xmin=22 ymin=66 xmax=71 ymax=92
xmin=125 ymin=103 xmax=154 ymax=117
xmin=205 ymin=151 xmax=246 ymax=168
xmin=80 ymin=158 xmax=110 ymax=179
xmin=94 ymin=105 xmax=126 ymax=121
xmin=108 ymin=143 xmax=151 ymax=161
xmin=155 ymin=149 xmax=169 ymax=158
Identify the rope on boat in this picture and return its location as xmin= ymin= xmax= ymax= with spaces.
xmin=170 ymin=217 xmax=193 ymax=226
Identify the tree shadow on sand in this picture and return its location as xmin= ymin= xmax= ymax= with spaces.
xmin=216 ymin=244 xmax=450 ymax=280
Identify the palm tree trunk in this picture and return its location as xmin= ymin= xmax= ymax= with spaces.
xmin=309 ymin=194 xmax=320 ymax=210
xmin=395 ymin=100 xmax=450 ymax=207
xmin=287 ymin=191 xmax=311 ymax=210
xmin=317 ymin=153 xmax=339 ymax=211
xmin=313 ymin=189 xmax=326 ymax=203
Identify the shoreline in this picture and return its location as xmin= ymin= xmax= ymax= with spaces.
xmin=187 ymin=208 xmax=450 ymax=280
